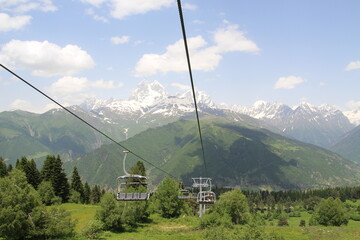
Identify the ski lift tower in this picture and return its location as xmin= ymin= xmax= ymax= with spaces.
xmin=192 ymin=177 xmax=216 ymax=217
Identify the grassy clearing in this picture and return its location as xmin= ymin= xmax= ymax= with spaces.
xmin=61 ymin=203 xmax=360 ymax=240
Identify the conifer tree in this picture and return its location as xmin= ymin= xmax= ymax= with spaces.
xmin=7 ymin=163 xmax=13 ymax=173
xmin=83 ymin=182 xmax=91 ymax=204
xmin=15 ymin=157 xmax=41 ymax=189
xmin=0 ymin=157 xmax=7 ymax=178
xmin=91 ymin=185 xmax=102 ymax=204
xmin=41 ymin=155 xmax=70 ymax=203
xmin=27 ymin=159 xmax=41 ymax=189
xmin=70 ymin=166 xmax=84 ymax=203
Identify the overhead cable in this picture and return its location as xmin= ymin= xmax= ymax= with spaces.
xmin=177 ymin=0 xmax=208 ymax=177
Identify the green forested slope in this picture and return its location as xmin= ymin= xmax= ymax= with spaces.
xmin=67 ymin=117 xmax=360 ymax=190
xmin=331 ymin=125 xmax=360 ymax=164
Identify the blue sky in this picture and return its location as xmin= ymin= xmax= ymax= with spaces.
xmin=0 ymin=0 xmax=360 ymax=113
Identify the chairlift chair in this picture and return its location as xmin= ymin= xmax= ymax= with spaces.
xmin=178 ymin=188 xmax=197 ymax=200
xmin=197 ymin=191 xmax=216 ymax=204
xmin=116 ymin=151 xmax=150 ymax=201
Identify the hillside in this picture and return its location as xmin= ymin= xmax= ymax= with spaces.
xmin=0 ymin=108 xmax=123 ymax=164
xmin=331 ymin=125 xmax=360 ymax=164
xmin=66 ymin=117 xmax=360 ymax=190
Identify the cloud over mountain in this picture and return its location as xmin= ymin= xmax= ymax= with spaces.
xmin=135 ymin=24 xmax=260 ymax=77
xmin=0 ymin=40 xmax=95 ymax=77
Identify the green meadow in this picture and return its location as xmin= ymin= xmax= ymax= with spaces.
xmin=63 ymin=203 xmax=360 ymax=240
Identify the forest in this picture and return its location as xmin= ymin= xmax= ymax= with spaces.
xmin=0 ymin=155 xmax=360 ymax=240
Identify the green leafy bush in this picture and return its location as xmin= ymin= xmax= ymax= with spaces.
xmin=309 ymin=197 xmax=349 ymax=226
xmin=81 ymin=220 xmax=104 ymax=239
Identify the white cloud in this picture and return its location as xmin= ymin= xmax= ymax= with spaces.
xmin=135 ymin=24 xmax=260 ymax=76
xmin=193 ymin=19 xmax=204 ymax=24
xmin=0 ymin=13 xmax=31 ymax=32
xmin=134 ymin=40 xmax=145 ymax=46
xmin=48 ymin=76 xmax=116 ymax=96
xmin=183 ymin=3 xmax=197 ymax=10
xmin=111 ymin=36 xmax=130 ymax=44
xmin=9 ymin=99 xmax=59 ymax=113
xmin=80 ymin=0 xmax=174 ymax=19
xmin=345 ymin=61 xmax=360 ymax=71
xmin=0 ymin=0 xmax=57 ymax=13
xmin=274 ymin=76 xmax=305 ymax=89
xmin=0 ymin=40 xmax=95 ymax=77
xmin=91 ymin=79 xmax=116 ymax=88
xmin=213 ymin=24 xmax=260 ymax=53
xmin=135 ymin=36 xmax=222 ymax=76
xmin=110 ymin=0 xmax=174 ymax=19
xmin=80 ymin=0 xmax=107 ymax=7
xmin=346 ymin=100 xmax=360 ymax=109
xmin=86 ymin=8 xmax=108 ymax=22
xmin=171 ymin=82 xmax=190 ymax=91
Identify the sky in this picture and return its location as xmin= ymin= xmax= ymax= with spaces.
xmin=0 ymin=0 xmax=360 ymax=113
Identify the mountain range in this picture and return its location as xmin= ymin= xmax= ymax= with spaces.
xmin=1 ymin=80 xmax=360 ymax=189
xmin=80 ymin=80 xmax=357 ymax=149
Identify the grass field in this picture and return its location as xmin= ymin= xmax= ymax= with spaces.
xmin=62 ymin=203 xmax=360 ymax=240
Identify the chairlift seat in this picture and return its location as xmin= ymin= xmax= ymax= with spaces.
xmin=116 ymin=192 xmax=150 ymax=201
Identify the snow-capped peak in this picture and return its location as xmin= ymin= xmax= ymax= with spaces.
xmin=129 ymin=80 xmax=168 ymax=106
xmin=177 ymin=90 xmax=216 ymax=108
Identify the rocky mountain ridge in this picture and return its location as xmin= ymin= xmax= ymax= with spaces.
xmin=79 ymin=80 xmax=356 ymax=148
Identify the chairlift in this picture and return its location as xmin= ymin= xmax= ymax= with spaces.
xmin=116 ymin=151 xmax=150 ymax=201
xmin=178 ymin=188 xmax=197 ymax=200
xmin=197 ymin=191 xmax=216 ymax=204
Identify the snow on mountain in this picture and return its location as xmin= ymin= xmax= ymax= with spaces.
xmin=221 ymin=100 xmax=354 ymax=148
xmin=344 ymin=109 xmax=360 ymax=126
xmin=129 ymin=80 xmax=168 ymax=107
xmin=80 ymin=80 xmax=216 ymax=119
xmin=79 ymin=81 xmax=356 ymax=148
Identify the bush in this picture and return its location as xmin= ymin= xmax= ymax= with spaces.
xmin=154 ymin=177 xmax=184 ymax=218
xmin=81 ymin=220 xmax=104 ymax=239
xmin=299 ymin=219 xmax=306 ymax=227
xmin=199 ymin=211 xmax=233 ymax=229
xmin=69 ymin=189 xmax=82 ymax=203
xmin=277 ymin=215 xmax=289 ymax=226
xmin=37 ymin=180 xmax=61 ymax=206
xmin=215 ymin=189 xmax=250 ymax=225
xmin=96 ymin=193 xmax=123 ymax=232
xmin=33 ymin=206 xmax=76 ymax=239
xmin=202 ymin=226 xmax=231 ymax=240
xmin=309 ymin=197 xmax=349 ymax=226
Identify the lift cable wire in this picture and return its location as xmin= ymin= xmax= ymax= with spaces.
xmin=0 ymin=63 xmax=178 ymax=180
xmin=177 ymin=0 xmax=208 ymax=177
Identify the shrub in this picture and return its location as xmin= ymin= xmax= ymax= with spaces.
xmin=277 ymin=215 xmax=289 ymax=226
xmin=215 ymin=189 xmax=250 ymax=225
xmin=154 ymin=177 xmax=184 ymax=218
xmin=96 ymin=193 xmax=123 ymax=232
xmin=309 ymin=197 xmax=349 ymax=226
xmin=81 ymin=220 xmax=104 ymax=239
xmin=299 ymin=219 xmax=306 ymax=227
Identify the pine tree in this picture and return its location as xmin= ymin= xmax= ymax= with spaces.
xmin=15 ymin=157 xmax=41 ymax=189
xmin=0 ymin=157 xmax=7 ymax=178
xmin=70 ymin=166 xmax=84 ymax=203
xmin=90 ymin=185 xmax=101 ymax=204
xmin=7 ymin=164 xmax=13 ymax=173
xmin=130 ymin=161 xmax=146 ymax=176
xmin=27 ymin=159 xmax=41 ymax=189
xmin=83 ymin=182 xmax=91 ymax=204
xmin=41 ymin=155 xmax=70 ymax=203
